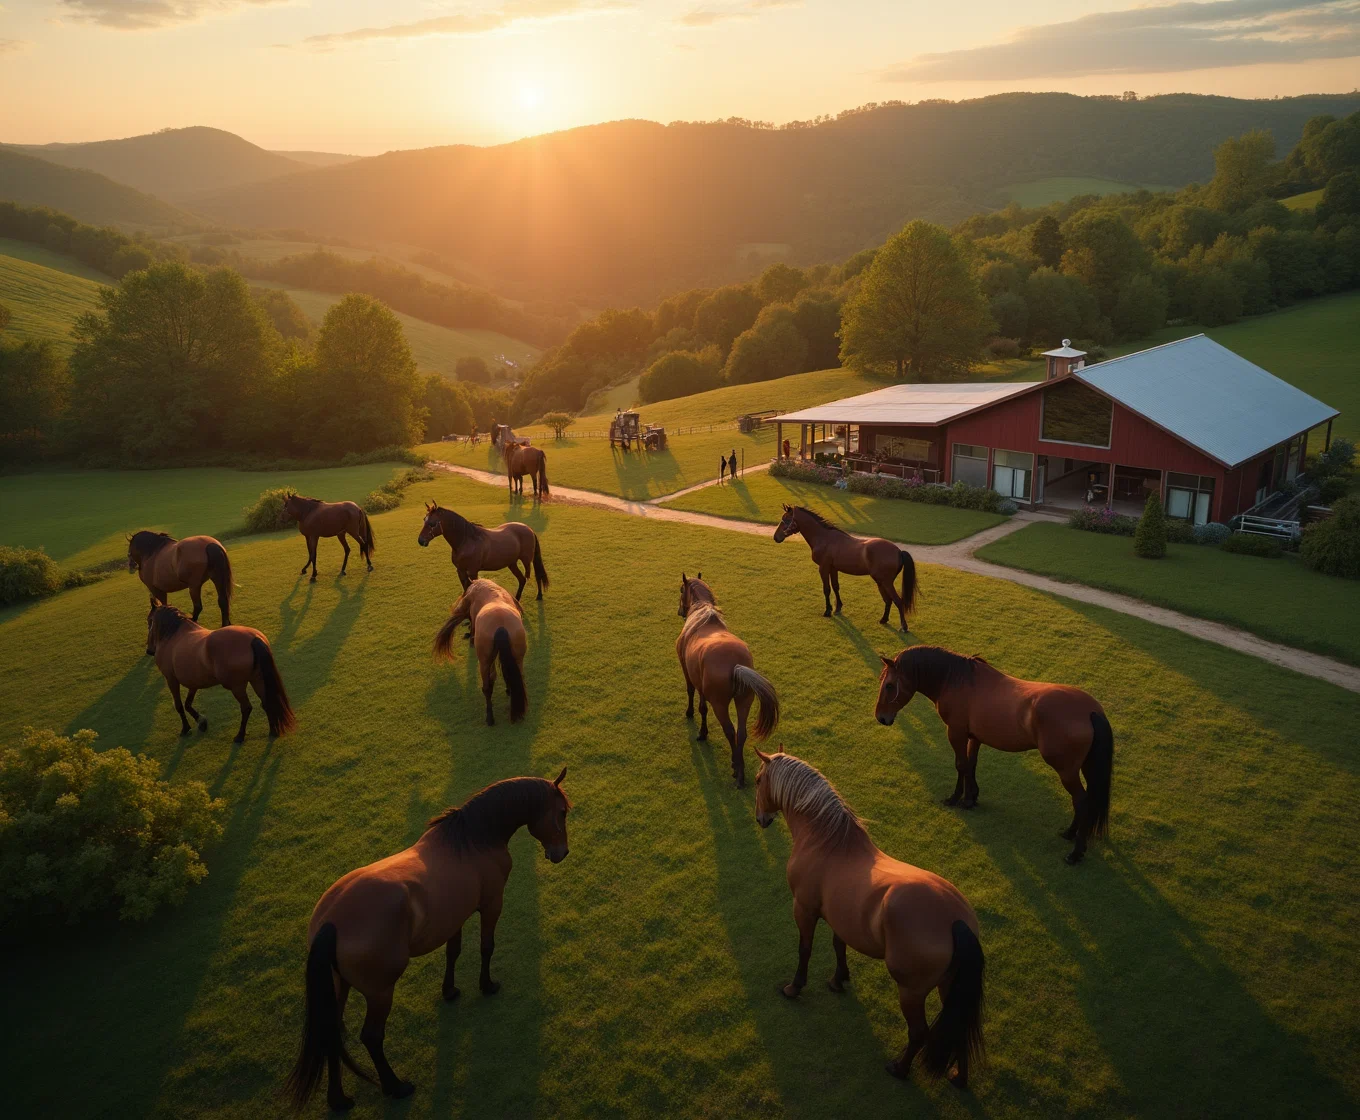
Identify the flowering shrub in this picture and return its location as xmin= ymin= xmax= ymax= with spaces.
xmin=1193 ymin=522 xmax=1231 ymax=545
xmin=770 ymin=460 xmax=842 ymax=486
xmin=773 ymin=460 xmax=1008 ymax=513
xmin=1067 ymin=506 xmax=1138 ymax=536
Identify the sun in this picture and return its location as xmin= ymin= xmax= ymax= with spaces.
xmin=517 ymin=84 xmax=543 ymax=111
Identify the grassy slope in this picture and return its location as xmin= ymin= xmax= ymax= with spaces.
xmin=0 ymin=249 xmax=105 ymax=354
xmin=1281 ymin=189 xmax=1323 ymax=211
xmin=1003 ymin=177 xmax=1169 ymax=207
xmin=0 ymin=463 xmax=406 ymax=571
xmin=1 ymin=470 xmax=1358 ymax=1118
xmin=660 ymin=471 xmax=1005 ymax=545
xmin=0 ymin=237 xmax=111 ymax=282
xmin=975 ymin=521 xmax=1360 ymax=665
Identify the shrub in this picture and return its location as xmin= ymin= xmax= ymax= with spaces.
xmin=998 ymin=498 xmax=1019 ymax=515
xmin=1317 ymin=476 xmax=1351 ymax=504
xmin=363 ymin=489 xmax=401 ymax=513
xmin=948 ymin=481 xmax=1004 ymax=512
xmin=0 ymin=546 xmax=65 ymax=605
xmin=0 ymin=728 xmax=225 ymax=927
xmin=1300 ymin=496 xmax=1360 ymax=579
xmin=1164 ymin=518 xmax=1196 ymax=544
xmin=242 ymin=488 xmax=293 ymax=533
xmin=1221 ymin=532 xmax=1283 ymax=558
xmin=770 ymin=459 xmax=842 ymax=486
xmin=1134 ymin=492 xmax=1168 ymax=558
xmin=1193 ymin=521 xmax=1232 ymax=546
xmin=986 ymin=336 xmax=1021 ymax=359
xmin=1311 ymin=436 xmax=1356 ymax=479
xmin=540 ymin=411 xmax=574 ymax=439
xmin=1067 ymin=506 xmax=1138 ymax=535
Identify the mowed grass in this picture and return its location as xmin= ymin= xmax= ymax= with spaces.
xmin=1003 ymin=177 xmax=1170 ymax=207
xmin=2 ymin=471 xmax=1358 ymax=1118
xmin=975 ymin=521 xmax=1360 ymax=665
xmin=0 ymin=463 xmax=407 ymax=570
xmin=0 ymin=247 xmax=106 ymax=354
xmin=0 ymin=237 xmax=112 ymax=282
xmin=660 ymin=470 xmax=1006 ymax=544
xmin=1281 ymin=189 xmax=1323 ymax=211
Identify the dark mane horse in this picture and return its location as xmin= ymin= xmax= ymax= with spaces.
xmin=282 ymin=492 xmax=375 ymax=581
xmin=128 ymin=529 xmax=234 ymax=625
xmin=418 ymin=502 xmax=548 ymax=601
xmin=505 ymin=444 xmax=549 ymax=499
xmin=424 ymin=777 xmax=571 ymax=852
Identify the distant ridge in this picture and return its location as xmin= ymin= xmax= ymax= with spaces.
xmin=271 ymin=151 xmax=359 ymax=169
xmin=0 ymin=148 xmax=191 ymax=229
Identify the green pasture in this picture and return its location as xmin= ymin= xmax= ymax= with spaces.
xmin=660 ymin=470 xmax=1006 ymax=545
xmin=0 ymin=463 xmax=407 ymax=571
xmin=975 ymin=521 xmax=1360 ymax=666
xmin=1281 ymin=189 xmax=1323 ymax=211
xmin=1 ymin=471 xmax=1357 ymax=1118
xmin=0 ymin=247 xmax=105 ymax=354
xmin=0 ymin=237 xmax=111 ymax=282
xmin=1002 ymin=177 xmax=1169 ymax=207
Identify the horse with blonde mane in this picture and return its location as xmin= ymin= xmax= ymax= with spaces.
xmin=418 ymin=503 xmax=548 ymax=601
xmin=504 ymin=443 xmax=549 ymax=499
xmin=281 ymin=493 xmax=375 ymax=582
xmin=676 ymin=573 xmax=779 ymax=788
xmin=127 ymin=530 xmax=234 ymax=625
xmin=754 ymin=748 xmax=985 ymax=1088
xmin=434 ymin=579 xmax=528 ymax=725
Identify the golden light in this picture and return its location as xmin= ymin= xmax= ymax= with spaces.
xmin=517 ymin=84 xmax=544 ymax=111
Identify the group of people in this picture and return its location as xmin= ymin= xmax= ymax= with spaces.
xmin=718 ymin=447 xmax=739 ymax=484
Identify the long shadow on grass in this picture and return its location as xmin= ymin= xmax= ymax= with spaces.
xmin=614 ymin=447 xmax=682 ymax=500
xmin=65 ymin=651 xmax=161 ymax=746
xmin=277 ymin=575 xmax=368 ymax=708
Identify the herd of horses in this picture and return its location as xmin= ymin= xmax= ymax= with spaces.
xmin=121 ymin=450 xmax=1114 ymax=1112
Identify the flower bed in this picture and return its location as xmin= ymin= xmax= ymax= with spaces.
xmin=770 ymin=460 xmax=1010 ymax=514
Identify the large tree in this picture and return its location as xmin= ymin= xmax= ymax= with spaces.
xmin=725 ymin=305 xmax=808 ymax=385
xmin=838 ymin=221 xmax=991 ymax=379
xmin=1206 ymin=129 xmax=1278 ymax=211
xmin=0 ymin=338 xmax=68 ymax=460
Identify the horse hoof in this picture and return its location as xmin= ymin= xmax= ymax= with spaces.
xmin=384 ymin=1080 xmax=416 ymax=1099
xmin=328 ymin=1092 xmax=356 ymax=1112
xmin=309 ymin=575 xmax=317 ymax=584
xmin=443 ymin=985 xmax=461 ymax=1002
xmin=961 ymin=800 xmax=977 ymax=810
xmin=827 ymin=978 xmax=847 ymax=993
xmin=481 ymin=981 xmax=501 ymax=996
xmin=777 ymin=982 xmax=801 ymax=1000
xmin=1059 ymin=827 xmax=1077 ymax=840
xmin=948 ymin=1071 xmax=969 ymax=1091
xmin=822 ymin=610 xmax=832 ymax=618
xmin=942 ymin=797 xmax=960 ymax=807
xmin=233 ymin=734 xmax=245 ymax=744
xmin=485 ymin=717 xmax=495 ymax=727
xmin=180 ymin=727 xmax=193 ymax=737
xmin=696 ymin=731 xmax=708 ymax=742
xmin=197 ymin=718 xmax=208 ymax=732
xmin=885 ymin=1060 xmax=910 ymax=1080
xmin=1065 ymin=851 xmax=1085 ymax=865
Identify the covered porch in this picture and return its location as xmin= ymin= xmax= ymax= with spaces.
xmin=1037 ymin=456 xmax=1161 ymax=518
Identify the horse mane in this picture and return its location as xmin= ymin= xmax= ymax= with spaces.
xmin=795 ymin=506 xmax=847 ymax=535
xmin=764 ymin=754 xmax=865 ymax=847
xmin=288 ymin=495 xmax=323 ymax=513
xmin=151 ymin=604 xmax=195 ymax=638
xmin=896 ymin=646 xmax=984 ymax=697
xmin=437 ymin=506 xmax=487 ymax=545
xmin=680 ymin=601 xmax=725 ymax=641
xmin=129 ymin=530 xmax=173 ymax=556
xmin=424 ymin=777 xmax=566 ymax=853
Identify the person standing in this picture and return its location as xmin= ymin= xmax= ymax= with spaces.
xmin=719 ymin=455 xmax=728 ymax=484
xmin=728 ymin=449 xmax=738 ymax=481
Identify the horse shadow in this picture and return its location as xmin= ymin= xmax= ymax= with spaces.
xmin=278 ymin=575 xmax=368 ymax=708
xmin=64 ymin=653 xmax=162 ymax=747
xmin=613 ymin=448 xmax=682 ymax=499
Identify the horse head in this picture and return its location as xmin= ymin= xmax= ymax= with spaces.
xmin=418 ymin=502 xmax=443 ymax=548
xmin=280 ymin=491 xmax=303 ymax=523
xmin=677 ymin=571 xmax=709 ymax=617
xmin=773 ymin=505 xmax=800 ymax=543
xmin=875 ymin=653 xmax=916 ymax=726
xmin=527 ymin=768 xmax=571 ymax=864
xmin=753 ymin=746 xmax=786 ymax=828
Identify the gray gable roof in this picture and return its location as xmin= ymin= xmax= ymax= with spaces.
xmin=1076 ymin=334 xmax=1339 ymax=468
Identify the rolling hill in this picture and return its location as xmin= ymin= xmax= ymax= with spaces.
xmin=270 ymin=150 xmax=359 ymax=168
xmin=0 ymin=148 xmax=191 ymax=230
xmin=0 ymin=245 xmax=106 ymax=354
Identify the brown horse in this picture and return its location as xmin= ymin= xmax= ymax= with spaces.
xmin=433 ymin=579 xmax=528 ymax=725
xmin=285 ymin=771 xmax=571 ymax=1112
xmin=773 ymin=505 xmax=917 ymax=631
xmin=417 ymin=503 xmax=548 ymax=601
xmin=505 ymin=443 xmax=549 ymax=499
xmin=874 ymin=645 xmax=1113 ymax=864
xmin=145 ymin=605 xmax=295 ymax=742
xmin=754 ymin=749 xmax=985 ymax=1087
xmin=127 ymin=530 xmax=234 ymax=625
xmin=281 ymin=493 xmax=375 ymax=582
xmin=676 ymin=573 xmax=779 ymax=787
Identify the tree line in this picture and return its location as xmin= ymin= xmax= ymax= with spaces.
xmin=0 ymin=201 xmax=184 ymax=279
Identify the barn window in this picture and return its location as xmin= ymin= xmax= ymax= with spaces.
xmin=993 ymin=449 xmax=1033 ymax=500
xmin=1166 ymin=472 xmax=1214 ymax=525
xmin=1041 ymin=380 xmax=1113 ymax=448
xmin=952 ymin=443 xmax=989 ymax=487
xmin=876 ymin=434 xmax=931 ymax=462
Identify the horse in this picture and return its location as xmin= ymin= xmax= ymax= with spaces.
xmin=417 ymin=503 xmax=548 ymax=601
xmin=284 ymin=770 xmax=571 ymax=1112
xmin=281 ymin=493 xmax=375 ymax=582
xmin=753 ymin=748 xmax=985 ymax=1088
xmin=874 ymin=645 xmax=1113 ymax=865
xmin=676 ymin=573 xmax=779 ymax=787
xmin=773 ymin=505 xmax=917 ymax=631
xmin=434 ymin=579 xmax=528 ymax=725
xmin=127 ymin=530 xmax=234 ymax=626
xmin=145 ymin=605 xmax=295 ymax=742
xmin=505 ymin=443 xmax=549 ymax=499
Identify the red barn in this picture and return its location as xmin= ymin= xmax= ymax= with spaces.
xmin=774 ymin=335 xmax=1340 ymax=525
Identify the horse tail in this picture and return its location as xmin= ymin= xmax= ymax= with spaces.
xmin=536 ymin=452 xmax=550 ymax=497
xmin=923 ymin=920 xmax=986 ymax=1080
xmin=358 ymin=509 xmax=376 ymax=556
xmin=285 ymin=922 xmax=374 ymax=1110
xmin=494 ymin=627 xmax=527 ymax=723
xmin=532 ymin=536 xmax=549 ymax=593
xmin=1084 ymin=712 xmax=1114 ymax=839
xmin=432 ymin=613 xmax=461 ymax=661
xmin=251 ymin=636 xmax=296 ymax=737
xmin=899 ymin=549 xmax=918 ymax=615
xmin=205 ymin=541 xmax=233 ymax=625
xmin=730 ymin=664 xmax=779 ymax=741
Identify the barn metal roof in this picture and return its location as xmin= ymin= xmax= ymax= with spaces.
xmin=773 ymin=381 xmax=1036 ymax=426
xmin=1075 ymin=334 xmax=1339 ymax=468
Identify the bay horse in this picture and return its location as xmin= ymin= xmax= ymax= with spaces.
xmin=145 ymin=605 xmax=295 ymax=742
xmin=127 ymin=530 xmax=233 ymax=626
xmin=505 ymin=443 xmax=549 ymax=499
xmin=433 ymin=579 xmax=528 ymax=725
xmin=285 ymin=770 xmax=571 ymax=1112
xmin=773 ymin=505 xmax=917 ymax=631
xmin=281 ymin=493 xmax=375 ymax=582
xmin=754 ymin=749 xmax=985 ymax=1088
xmin=676 ymin=573 xmax=779 ymax=787
xmin=874 ymin=645 xmax=1113 ymax=864
xmin=417 ymin=502 xmax=548 ymax=601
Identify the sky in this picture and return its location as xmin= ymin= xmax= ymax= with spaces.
xmin=1 ymin=0 xmax=1357 ymax=153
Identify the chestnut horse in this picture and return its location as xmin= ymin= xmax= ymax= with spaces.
xmin=282 ymin=493 xmax=375 ymax=582
xmin=145 ymin=605 xmax=295 ymax=742
xmin=676 ymin=573 xmax=779 ymax=787
xmin=127 ymin=530 xmax=233 ymax=626
xmin=874 ymin=645 xmax=1113 ymax=864
xmin=417 ymin=503 xmax=548 ymax=601
xmin=505 ymin=443 xmax=549 ymax=499
xmin=433 ymin=579 xmax=528 ymax=725
xmin=285 ymin=771 xmax=571 ymax=1112
xmin=773 ymin=505 xmax=917 ymax=631
xmin=754 ymin=749 xmax=985 ymax=1088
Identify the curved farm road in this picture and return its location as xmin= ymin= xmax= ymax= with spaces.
xmin=429 ymin=460 xmax=1360 ymax=694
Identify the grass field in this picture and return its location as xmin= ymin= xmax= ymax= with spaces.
xmin=1281 ymin=189 xmax=1323 ymax=211
xmin=2 ymin=469 xmax=1358 ymax=1118
xmin=0 ymin=246 xmax=106 ymax=354
xmin=0 ymin=463 xmax=407 ymax=571
xmin=975 ymin=521 xmax=1360 ymax=666
xmin=660 ymin=471 xmax=1006 ymax=544
xmin=0 ymin=237 xmax=112 ymax=282
xmin=1003 ymin=177 xmax=1170 ymax=207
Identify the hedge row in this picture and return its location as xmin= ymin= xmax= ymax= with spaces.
xmin=770 ymin=460 xmax=1013 ymax=514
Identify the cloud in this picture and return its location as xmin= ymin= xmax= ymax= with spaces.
xmin=676 ymin=0 xmax=799 ymax=28
xmin=290 ymin=0 xmax=630 ymax=49
xmin=0 ymin=37 xmax=27 ymax=52
xmin=55 ymin=0 xmax=284 ymax=30
xmin=883 ymin=0 xmax=1360 ymax=82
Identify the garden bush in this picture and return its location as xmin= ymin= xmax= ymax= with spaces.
xmin=1164 ymin=518 xmax=1196 ymax=544
xmin=1300 ymin=496 xmax=1360 ymax=579
xmin=770 ymin=460 xmax=842 ymax=486
xmin=1134 ymin=492 xmax=1168 ymax=558
xmin=0 ymin=728 xmax=225 ymax=927
xmin=363 ymin=489 xmax=402 ymax=513
xmin=1317 ymin=476 xmax=1351 ymax=504
xmin=242 ymin=488 xmax=293 ymax=533
xmin=772 ymin=460 xmax=1008 ymax=514
xmin=986 ymin=336 xmax=1022 ymax=359
xmin=1193 ymin=521 xmax=1232 ymax=545
xmin=1067 ymin=506 xmax=1138 ymax=536
xmin=1221 ymin=532 xmax=1283 ymax=558
xmin=0 ymin=546 xmax=65 ymax=605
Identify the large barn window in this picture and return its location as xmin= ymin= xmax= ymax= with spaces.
xmin=1041 ymin=380 xmax=1113 ymax=448
xmin=1166 ymin=472 xmax=1215 ymax=525
xmin=993 ymin=449 xmax=1033 ymax=500
xmin=952 ymin=443 xmax=989 ymax=487
xmin=876 ymin=434 xmax=931 ymax=462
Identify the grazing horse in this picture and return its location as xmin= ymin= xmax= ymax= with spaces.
xmin=145 ymin=605 xmax=295 ymax=742
xmin=773 ymin=505 xmax=917 ymax=631
xmin=281 ymin=493 xmax=375 ymax=582
xmin=874 ymin=645 xmax=1113 ymax=864
xmin=676 ymin=573 xmax=779 ymax=787
xmin=434 ymin=579 xmax=528 ymax=725
xmin=754 ymin=749 xmax=985 ymax=1088
xmin=127 ymin=530 xmax=233 ymax=626
xmin=417 ymin=503 xmax=548 ymax=601
xmin=505 ymin=443 xmax=549 ymax=499
xmin=285 ymin=771 xmax=571 ymax=1112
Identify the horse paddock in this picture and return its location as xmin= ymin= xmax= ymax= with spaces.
xmin=1 ymin=471 xmax=1357 ymax=1118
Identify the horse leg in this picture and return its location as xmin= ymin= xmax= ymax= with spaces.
xmin=885 ymin=984 xmax=931 ymax=1079
xmin=828 ymin=933 xmax=851 ymax=992
xmin=779 ymin=900 xmax=818 ymax=999
xmin=944 ymin=729 xmax=970 ymax=806
xmin=1060 ymin=768 xmax=1090 ymax=865
xmin=877 ymin=577 xmax=893 ymax=626
xmin=511 ymin=560 xmax=527 ymax=601
xmin=442 ymin=929 xmax=463 ymax=1001
xmin=715 ymin=704 xmax=742 ymax=788
xmin=682 ymin=665 xmax=695 ymax=719
xmin=189 ymin=581 xmax=204 ymax=622
xmin=231 ymin=685 xmax=252 ymax=743
xmin=359 ymin=988 xmax=414 ymax=1099
xmin=167 ymin=677 xmax=192 ymax=736
xmin=819 ymin=567 xmax=833 ymax=617
xmin=338 ymin=532 xmax=350 ymax=576
xmin=961 ymin=737 xmax=983 ymax=809
xmin=327 ymin=978 xmax=354 ymax=1112
xmin=307 ymin=536 xmax=319 ymax=582
xmin=299 ymin=538 xmax=313 ymax=577
xmin=829 ymin=569 xmax=843 ymax=614
xmin=184 ymin=688 xmax=207 ymax=732
xmin=482 ymin=655 xmax=497 ymax=726
xmin=696 ymin=694 xmax=709 ymax=741
xmin=479 ymin=898 xmax=503 ymax=995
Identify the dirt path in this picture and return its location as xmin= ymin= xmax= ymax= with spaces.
xmin=427 ymin=461 xmax=1360 ymax=694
